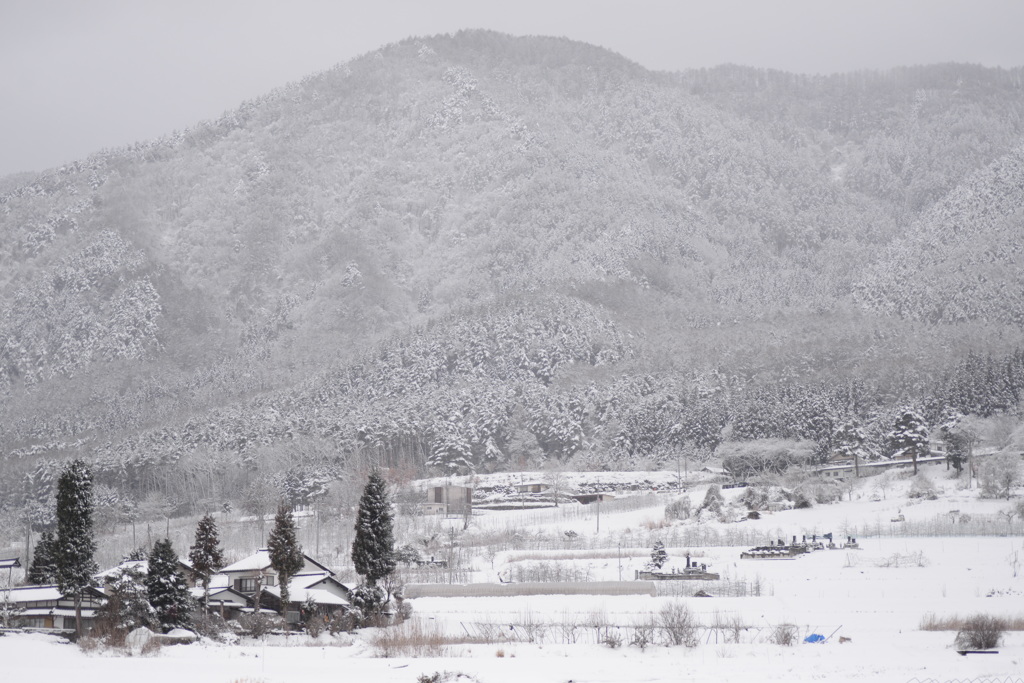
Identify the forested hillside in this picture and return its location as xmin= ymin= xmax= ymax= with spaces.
xmin=2 ymin=31 xmax=1024 ymax=523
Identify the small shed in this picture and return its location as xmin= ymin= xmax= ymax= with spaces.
xmin=0 ymin=557 xmax=21 ymax=570
xmin=1 ymin=556 xmax=21 ymax=585
xmin=571 ymin=493 xmax=615 ymax=505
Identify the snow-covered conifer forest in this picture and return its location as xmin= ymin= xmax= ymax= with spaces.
xmin=2 ymin=30 xmax=1024 ymax=681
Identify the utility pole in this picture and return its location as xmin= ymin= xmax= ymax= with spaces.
xmin=24 ymin=515 xmax=31 ymax=584
xmin=1 ymin=558 xmax=21 ymax=628
xmin=676 ymin=449 xmax=681 ymax=490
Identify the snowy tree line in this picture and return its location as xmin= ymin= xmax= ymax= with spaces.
xmin=3 ymin=340 xmax=1023 ymax=532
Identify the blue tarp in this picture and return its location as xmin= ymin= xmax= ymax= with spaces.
xmin=804 ymin=634 xmax=826 ymax=643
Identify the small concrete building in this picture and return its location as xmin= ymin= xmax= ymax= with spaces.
xmin=421 ymin=485 xmax=473 ymax=516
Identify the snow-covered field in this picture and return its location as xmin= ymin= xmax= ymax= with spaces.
xmin=3 ymin=625 xmax=1021 ymax=683
xmin=4 ymin=462 xmax=1023 ymax=682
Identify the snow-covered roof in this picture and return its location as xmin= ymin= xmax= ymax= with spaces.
xmin=815 ymin=463 xmax=854 ymax=472
xmin=263 ymin=585 xmax=349 ymax=607
xmin=287 ymin=574 xmax=341 ymax=594
xmin=7 ymin=585 xmax=65 ymax=602
xmin=19 ymin=607 xmax=101 ymax=618
xmin=94 ymin=557 xmax=195 ymax=581
xmin=861 ymin=455 xmax=946 ymax=469
xmin=220 ymin=551 xmax=272 ymax=573
xmin=208 ymin=573 xmax=230 ymax=589
xmin=237 ymin=607 xmax=279 ymax=615
xmin=292 ymin=573 xmax=337 ymax=590
xmin=94 ymin=559 xmax=148 ymax=579
xmin=220 ymin=549 xmax=333 ymax=575
xmin=0 ymin=557 xmax=21 ymax=569
xmin=6 ymin=584 xmax=105 ymax=603
xmin=189 ymin=586 xmax=249 ymax=606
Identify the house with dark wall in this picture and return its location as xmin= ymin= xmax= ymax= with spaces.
xmin=5 ymin=584 xmax=107 ymax=632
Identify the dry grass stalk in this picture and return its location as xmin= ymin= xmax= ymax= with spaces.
xmin=370 ymin=619 xmax=491 ymax=657
xmin=920 ymin=612 xmax=1024 ymax=631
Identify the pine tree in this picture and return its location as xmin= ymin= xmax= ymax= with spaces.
xmin=188 ymin=514 xmax=225 ymax=614
xmin=146 ymin=538 xmax=194 ymax=632
xmin=55 ymin=459 xmax=98 ymax=635
xmin=698 ymin=485 xmax=725 ymax=515
xmin=648 ymin=540 xmax=668 ymax=570
xmin=427 ymin=418 xmax=474 ymax=474
xmin=267 ymin=505 xmax=304 ymax=622
xmin=101 ymin=564 xmax=157 ymax=633
xmin=28 ymin=530 xmax=58 ymax=585
xmin=124 ymin=547 xmax=148 ymax=562
xmin=351 ymin=470 xmax=396 ymax=588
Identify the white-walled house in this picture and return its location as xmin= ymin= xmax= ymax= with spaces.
xmin=189 ymin=584 xmax=251 ymax=620
xmin=217 ymin=549 xmax=350 ymax=624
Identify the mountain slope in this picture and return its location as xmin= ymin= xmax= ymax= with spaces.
xmin=856 ymin=145 xmax=1024 ymax=324
xmin=2 ymin=31 xmax=1024 ymax=515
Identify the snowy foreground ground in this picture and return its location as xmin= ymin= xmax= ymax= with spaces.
xmin=4 ymin=466 xmax=1024 ymax=682
xmin=1 ymin=625 xmax=1021 ymax=683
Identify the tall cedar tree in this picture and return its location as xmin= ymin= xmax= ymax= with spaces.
xmin=351 ymin=470 xmax=396 ymax=586
xmin=834 ymin=422 xmax=867 ymax=478
xmin=889 ymin=410 xmax=930 ymax=475
xmin=55 ymin=459 xmax=98 ymax=635
xmin=146 ymin=538 xmax=193 ymax=632
xmin=188 ymin=514 xmax=225 ymax=614
xmin=940 ymin=429 xmax=970 ymax=476
xmin=267 ymin=505 xmax=304 ymax=619
xmin=28 ymin=530 xmax=58 ymax=584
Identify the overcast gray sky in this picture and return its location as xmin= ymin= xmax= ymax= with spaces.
xmin=2 ymin=0 xmax=1023 ymax=178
